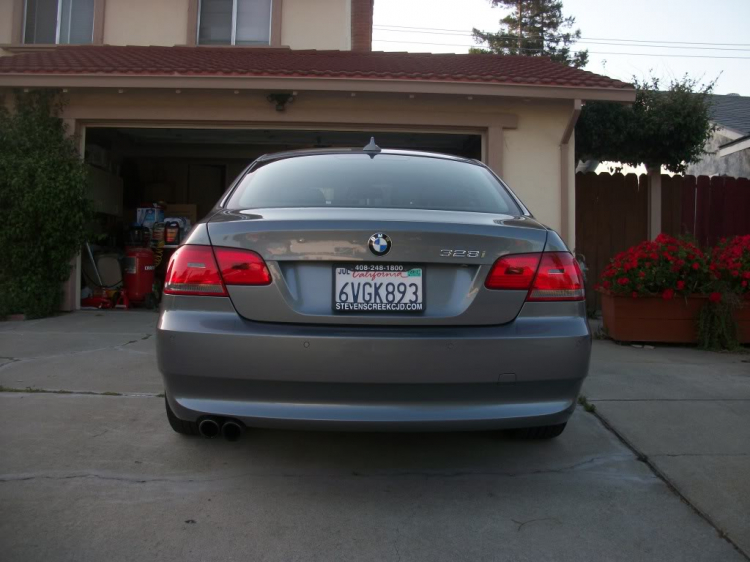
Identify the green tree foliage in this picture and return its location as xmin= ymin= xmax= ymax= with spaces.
xmin=0 ymin=91 xmax=91 ymax=318
xmin=471 ymin=0 xmax=588 ymax=69
xmin=576 ymin=75 xmax=716 ymax=173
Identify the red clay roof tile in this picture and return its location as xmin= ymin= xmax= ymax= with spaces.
xmin=0 ymin=45 xmax=633 ymax=90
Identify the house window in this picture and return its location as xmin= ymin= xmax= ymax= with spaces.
xmin=23 ymin=0 xmax=95 ymax=44
xmin=198 ymin=0 xmax=272 ymax=45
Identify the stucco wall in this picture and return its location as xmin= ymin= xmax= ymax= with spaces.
xmin=282 ymin=0 xmax=351 ymax=50
xmin=59 ymin=89 xmax=572 ymax=241
xmin=6 ymin=0 xmax=355 ymax=50
xmin=501 ymin=101 xmax=570 ymax=236
xmin=686 ymin=131 xmax=750 ymax=179
xmin=104 ymin=0 xmax=190 ymax=46
xmin=0 ymin=1 xmax=15 ymax=44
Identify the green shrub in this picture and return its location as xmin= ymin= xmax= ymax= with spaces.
xmin=0 ymin=91 xmax=91 ymax=319
xmin=697 ymin=296 xmax=741 ymax=351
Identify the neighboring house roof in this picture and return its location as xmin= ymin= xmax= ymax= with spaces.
xmin=0 ymin=45 xmax=632 ymax=92
xmin=708 ymin=94 xmax=750 ymax=135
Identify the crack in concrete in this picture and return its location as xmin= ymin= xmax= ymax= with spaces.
xmin=338 ymin=454 xmax=635 ymax=479
xmin=652 ymin=453 xmax=750 ymax=458
xmin=590 ymin=409 xmax=750 ymax=560
xmin=511 ymin=517 xmax=561 ymax=532
xmin=0 ymin=387 xmax=161 ymax=398
xmin=592 ymin=398 xmax=750 ymax=402
xmin=0 ymin=335 xmax=155 ymax=370
xmin=0 ymin=455 xmax=636 ymax=486
xmin=0 ymin=472 xmax=232 ymax=485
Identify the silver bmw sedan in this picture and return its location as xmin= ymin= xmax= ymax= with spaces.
xmin=157 ymin=144 xmax=591 ymax=442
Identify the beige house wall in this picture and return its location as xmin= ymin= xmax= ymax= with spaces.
xmin=104 ymin=0 xmax=190 ymax=46
xmin=0 ymin=1 xmax=13 ymax=44
xmin=498 ymin=101 xmax=573 ymax=239
xmin=4 ymin=0 xmax=351 ymax=49
xmin=58 ymin=89 xmax=574 ymax=242
xmin=282 ymin=0 xmax=351 ymax=50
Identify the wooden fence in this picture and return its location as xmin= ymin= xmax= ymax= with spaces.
xmin=575 ymin=172 xmax=750 ymax=311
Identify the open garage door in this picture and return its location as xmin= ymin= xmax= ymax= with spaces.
xmin=79 ymin=127 xmax=482 ymax=310
xmin=85 ymin=127 xmax=483 ymax=223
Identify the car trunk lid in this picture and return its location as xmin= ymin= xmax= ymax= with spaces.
xmin=207 ymin=208 xmax=548 ymax=326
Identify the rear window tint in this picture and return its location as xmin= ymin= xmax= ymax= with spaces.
xmin=226 ymin=154 xmax=521 ymax=215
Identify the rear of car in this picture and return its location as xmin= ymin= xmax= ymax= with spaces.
xmin=157 ymin=149 xmax=591 ymax=439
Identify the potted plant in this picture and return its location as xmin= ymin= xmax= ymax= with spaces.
xmin=702 ymin=235 xmax=750 ymax=346
xmin=597 ymin=234 xmax=750 ymax=345
xmin=595 ymin=234 xmax=710 ymax=343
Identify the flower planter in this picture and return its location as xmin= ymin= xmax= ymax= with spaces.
xmin=737 ymin=301 xmax=750 ymax=343
xmin=601 ymin=293 xmax=750 ymax=344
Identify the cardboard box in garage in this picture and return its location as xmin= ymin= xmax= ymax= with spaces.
xmin=166 ymin=204 xmax=198 ymax=224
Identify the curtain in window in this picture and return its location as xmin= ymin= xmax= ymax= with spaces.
xmin=199 ymin=0 xmax=233 ymax=45
xmin=24 ymin=0 xmax=94 ymax=44
xmin=59 ymin=0 xmax=95 ymax=44
xmin=236 ymin=0 xmax=272 ymax=45
xmin=24 ymin=0 xmax=58 ymax=44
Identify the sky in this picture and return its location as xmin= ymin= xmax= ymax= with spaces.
xmin=372 ymin=0 xmax=750 ymax=96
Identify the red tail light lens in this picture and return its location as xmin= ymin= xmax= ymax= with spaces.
xmin=528 ymin=252 xmax=584 ymax=301
xmin=485 ymin=253 xmax=541 ymax=290
xmin=164 ymin=245 xmax=227 ymax=296
xmin=485 ymin=251 xmax=584 ymax=301
xmin=164 ymin=246 xmax=272 ymax=296
xmin=213 ymin=247 xmax=271 ymax=286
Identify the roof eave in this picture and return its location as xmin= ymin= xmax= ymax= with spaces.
xmin=0 ymin=73 xmax=636 ymax=102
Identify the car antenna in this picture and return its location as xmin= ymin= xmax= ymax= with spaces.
xmin=363 ymin=137 xmax=381 ymax=153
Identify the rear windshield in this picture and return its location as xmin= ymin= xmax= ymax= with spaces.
xmin=226 ymin=154 xmax=522 ymax=215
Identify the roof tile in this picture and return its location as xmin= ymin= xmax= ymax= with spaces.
xmin=0 ymin=45 xmax=633 ymax=90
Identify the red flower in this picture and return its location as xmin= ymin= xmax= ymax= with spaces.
xmin=662 ymin=289 xmax=675 ymax=300
xmin=692 ymin=262 xmax=700 ymax=270
xmin=631 ymin=291 xmax=638 ymax=299
xmin=617 ymin=277 xmax=630 ymax=286
xmin=709 ymin=292 xmax=722 ymax=303
xmin=676 ymin=280 xmax=685 ymax=290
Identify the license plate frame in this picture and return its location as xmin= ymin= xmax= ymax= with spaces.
xmin=333 ymin=264 xmax=425 ymax=313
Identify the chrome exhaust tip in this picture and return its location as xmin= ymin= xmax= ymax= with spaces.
xmin=221 ymin=420 xmax=243 ymax=442
xmin=198 ymin=418 xmax=220 ymax=439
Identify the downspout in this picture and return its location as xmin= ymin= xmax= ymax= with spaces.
xmin=560 ymin=99 xmax=582 ymax=247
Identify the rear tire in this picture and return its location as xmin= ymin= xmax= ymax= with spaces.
xmin=508 ymin=422 xmax=567 ymax=440
xmin=165 ymin=396 xmax=199 ymax=436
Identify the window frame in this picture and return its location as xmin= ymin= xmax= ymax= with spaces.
xmin=196 ymin=0 xmax=274 ymax=46
xmin=22 ymin=0 xmax=96 ymax=45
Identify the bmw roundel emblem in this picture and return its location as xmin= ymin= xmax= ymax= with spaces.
xmin=368 ymin=233 xmax=392 ymax=256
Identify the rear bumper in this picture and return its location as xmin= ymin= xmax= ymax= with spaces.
xmin=157 ymin=297 xmax=591 ymax=431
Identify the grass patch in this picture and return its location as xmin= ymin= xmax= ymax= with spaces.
xmin=577 ymin=395 xmax=597 ymax=413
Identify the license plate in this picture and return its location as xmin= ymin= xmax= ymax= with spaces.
xmin=334 ymin=264 xmax=424 ymax=313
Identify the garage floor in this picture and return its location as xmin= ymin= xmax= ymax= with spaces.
xmin=0 ymin=312 xmax=745 ymax=562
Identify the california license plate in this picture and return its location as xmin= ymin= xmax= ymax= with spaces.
xmin=334 ymin=264 xmax=424 ymax=313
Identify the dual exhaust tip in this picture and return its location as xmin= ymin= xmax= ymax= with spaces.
xmin=198 ymin=418 xmax=244 ymax=441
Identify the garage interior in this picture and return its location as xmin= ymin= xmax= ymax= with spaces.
xmin=80 ymin=127 xmax=483 ymax=309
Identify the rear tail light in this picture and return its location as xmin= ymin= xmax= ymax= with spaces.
xmin=527 ymin=252 xmax=584 ymax=301
xmin=485 ymin=252 xmax=584 ymax=301
xmin=213 ymin=247 xmax=271 ymax=286
xmin=164 ymin=246 xmax=227 ymax=296
xmin=164 ymin=245 xmax=271 ymax=296
xmin=484 ymin=254 xmax=541 ymax=290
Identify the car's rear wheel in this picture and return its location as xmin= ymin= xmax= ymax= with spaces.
xmin=508 ymin=423 xmax=567 ymax=440
xmin=165 ymin=396 xmax=199 ymax=436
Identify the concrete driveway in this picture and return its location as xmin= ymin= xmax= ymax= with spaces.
xmin=0 ymin=311 xmax=747 ymax=562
